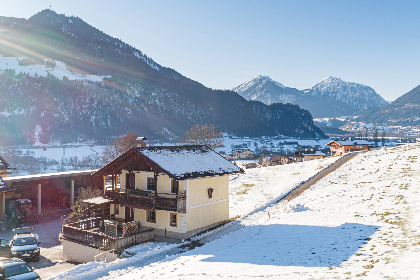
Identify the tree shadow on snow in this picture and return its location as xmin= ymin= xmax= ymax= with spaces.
xmin=199 ymin=223 xmax=379 ymax=267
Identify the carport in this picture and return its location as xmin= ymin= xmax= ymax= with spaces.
xmin=3 ymin=170 xmax=100 ymax=216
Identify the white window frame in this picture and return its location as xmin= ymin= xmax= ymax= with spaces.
xmin=146 ymin=210 xmax=156 ymax=224
xmin=169 ymin=212 xmax=177 ymax=228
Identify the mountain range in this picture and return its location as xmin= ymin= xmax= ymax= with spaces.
xmin=0 ymin=10 xmax=325 ymax=145
xmin=234 ymin=75 xmax=389 ymax=118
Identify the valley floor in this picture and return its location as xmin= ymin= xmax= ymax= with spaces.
xmin=49 ymin=144 xmax=420 ymax=279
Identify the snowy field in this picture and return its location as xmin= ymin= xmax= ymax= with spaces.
xmin=21 ymin=145 xmax=106 ymax=163
xmin=47 ymin=143 xmax=420 ymax=280
xmin=214 ymin=134 xmax=331 ymax=155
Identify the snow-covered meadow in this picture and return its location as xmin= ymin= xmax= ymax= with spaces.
xmin=0 ymin=56 xmax=109 ymax=83
xmin=49 ymin=143 xmax=419 ymax=279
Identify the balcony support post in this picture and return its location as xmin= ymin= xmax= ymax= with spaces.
xmin=112 ymin=173 xmax=115 ymax=191
xmin=154 ymin=172 xmax=158 ymax=197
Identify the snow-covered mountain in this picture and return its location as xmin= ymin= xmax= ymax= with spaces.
xmin=233 ymin=75 xmax=327 ymax=116
xmin=233 ymin=75 xmax=298 ymax=105
xmin=234 ymin=76 xmax=388 ymax=118
xmin=304 ymin=76 xmax=388 ymax=110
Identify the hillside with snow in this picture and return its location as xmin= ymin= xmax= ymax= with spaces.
xmin=48 ymin=143 xmax=420 ymax=279
xmin=359 ymin=84 xmax=420 ymax=126
xmin=0 ymin=10 xmax=324 ymax=145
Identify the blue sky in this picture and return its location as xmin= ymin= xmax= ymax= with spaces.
xmin=1 ymin=0 xmax=420 ymax=101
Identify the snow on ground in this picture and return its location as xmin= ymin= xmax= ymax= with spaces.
xmin=47 ymin=243 xmax=180 ymax=280
xmin=0 ymin=56 xmax=110 ymax=83
xmin=46 ymin=156 xmax=339 ymax=280
xmin=229 ymin=157 xmax=338 ymax=218
xmin=21 ymin=145 xmax=105 ymax=163
xmin=96 ymin=144 xmax=419 ymax=280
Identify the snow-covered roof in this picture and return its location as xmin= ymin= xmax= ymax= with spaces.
xmin=0 ymin=155 xmax=10 ymax=169
xmin=327 ymin=140 xmax=372 ymax=146
xmin=3 ymin=169 xmax=97 ymax=183
xmin=302 ymin=151 xmax=325 ymax=156
xmin=0 ymin=177 xmax=10 ymax=190
xmin=138 ymin=146 xmax=243 ymax=180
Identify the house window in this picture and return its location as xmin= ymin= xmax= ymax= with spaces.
xmin=170 ymin=213 xmax=177 ymax=227
xmin=114 ymin=204 xmax=120 ymax=215
xmin=147 ymin=210 xmax=156 ymax=223
xmin=147 ymin=177 xmax=156 ymax=191
xmin=126 ymin=173 xmax=135 ymax=190
xmin=171 ymin=179 xmax=179 ymax=194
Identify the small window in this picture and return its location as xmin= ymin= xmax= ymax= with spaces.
xmin=147 ymin=178 xmax=156 ymax=191
xmin=147 ymin=210 xmax=156 ymax=223
xmin=170 ymin=213 xmax=177 ymax=227
xmin=114 ymin=204 xmax=120 ymax=215
xmin=171 ymin=179 xmax=179 ymax=194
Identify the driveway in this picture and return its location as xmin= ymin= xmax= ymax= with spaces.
xmin=0 ymin=218 xmax=77 ymax=279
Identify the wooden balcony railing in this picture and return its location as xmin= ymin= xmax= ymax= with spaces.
xmin=62 ymin=217 xmax=154 ymax=250
xmin=105 ymin=190 xmax=186 ymax=213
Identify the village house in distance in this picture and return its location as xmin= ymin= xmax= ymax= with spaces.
xmin=62 ymin=138 xmax=243 ymax=262
xmin=293 ymin=150 xmax=326 ymax=162
xmin=326 ymin=139 xmax=372 ymax=156
xmin=258 ymin=155 xmax=293 ymax=167
xmin=232 ymin=149 xmax=255 ymax=159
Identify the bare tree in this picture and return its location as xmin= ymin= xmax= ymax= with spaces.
xmin=182 ymin=124 xmax=223 ymax=149
xmin=102 ymin=132 xmax=138 ymax=162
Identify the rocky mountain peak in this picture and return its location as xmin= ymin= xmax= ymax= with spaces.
xmin=306 ymin=77 xmax=388 ymax=108
xmin=233 ymin=75 xmax=286 ymax=94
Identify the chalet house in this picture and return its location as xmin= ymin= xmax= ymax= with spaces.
xmin=259 ymin=155 xmax=293 ymax=167
xmin=62 ymin=145 xmax=242 ymax=262
xmin=96 ymin=145 xmax=242 ymax=239
xmin=232 ymin=149 xmax=254 ymax=159
xmin=293 ymin=150 xmax=325 ymax=162
xmin=326 ymin=140 xmax=372 ymax=156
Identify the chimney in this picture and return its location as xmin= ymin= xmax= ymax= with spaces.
xmin=136 ymin=136 xmax=148 ymax=148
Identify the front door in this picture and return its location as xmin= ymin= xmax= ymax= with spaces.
xmin=125 ymin=206 xmax=134 ymax=222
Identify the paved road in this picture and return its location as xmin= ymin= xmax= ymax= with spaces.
xmin=0 ymin=217 xmax=76 ymax=279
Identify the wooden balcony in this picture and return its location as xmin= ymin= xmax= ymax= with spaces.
xmin=61 ymin=217 xmax=154 ymax=250
xmin=105 ymin=190 xmax=187 ymax=213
